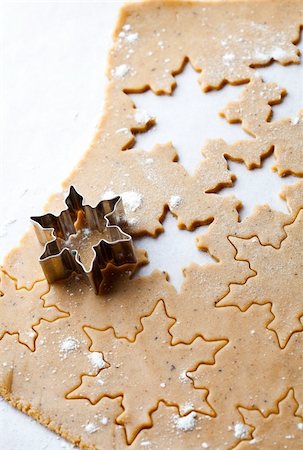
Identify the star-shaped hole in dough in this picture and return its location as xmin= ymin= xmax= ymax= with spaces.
xmin=129 ymin=63 xmax=247 ymax=175
xmin=218 ymin=209 xmax=303 ymax=347
xmin=237 ymin=390 xmax=303 ymax=449
xmin=67 ymin=300 xmax=226 ymax=443
xmin=0 ymin=270 xmax=68 ymax=351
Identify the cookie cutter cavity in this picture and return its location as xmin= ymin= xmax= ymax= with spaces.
xmin=31 ymin=186 xmax=137 ymax=294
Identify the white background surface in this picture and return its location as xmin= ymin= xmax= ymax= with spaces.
xmin=1 ymin=1 xmax=302 ymax=449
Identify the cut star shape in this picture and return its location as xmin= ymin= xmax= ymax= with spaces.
xmin=67 ymin=300 xmax=226 ymax=443
xmin=237 ymin=390 xmax=303 ymax=450
xmin=218 ymin=209 xmax=303 ymax=348
xmin=0 ymin=270 xmax=67 ymax=351
xmin=31 ymin=186 xmax=136 ymax=294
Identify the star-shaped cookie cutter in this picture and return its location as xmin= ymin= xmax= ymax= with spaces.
xmin=31 ymin=186 xmax=137 ymax=294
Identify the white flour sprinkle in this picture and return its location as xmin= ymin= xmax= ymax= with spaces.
xmin=169 ymin=195 xmax=182 ymax=209
xmin=99 ymin=416 xmax=109 ymax=425
xmin=116 ymin=127 xmax=129 ymax=134
xmin=140 ymin=441 xmax=152 ymax=447
xmin=297 ymin=423 xmax=303 ymax=430
xmin=123 ymin=24 xmax=131 ymax=32
xmin=223 ymin=52 xmax=235 ymax=62
xmin=126 ymin=32 xmax=139 ymax=43
xmin=160 ymin=382 xmax=166 ymax=388
xmin=292 ymin=116 xmax=300 ymax=125
xmin=84 ymin=422 xmax=99 ymax=434
xmin=59 ymin=337 xmax=80 ymax=358
xmin=202 ymin=443 xmax=209 ymax=449
xmin=254 ymin=50 xmax=269 ymax=62
xmin=180 ymin=402 xmax=194 ymax=414
xmin=234 ymin=422 xmax=250 ymax=439
xmin=103 ymin=190 xmax=117 ymax=200
xmin=122 ymin=191 xmax=143 ymax=212
xmin=135 ymin=108 xmax=154 ymax=125
xmin=88 ymin=352 xmax=106 ymax=369
xmin=27 ymin=330 xmax=36 ymax=338
xmin=271 ymin=47 xmax=288 ymax=60
xmin=112 ymin=64 xmax=130 ymax=79
xmin=127 ymin=217 xmax=139 ymax=226
xmin=179 ymin=370 xmax=190 ymax=383
xmin=174 ymin=412 xmax=197 ymax=431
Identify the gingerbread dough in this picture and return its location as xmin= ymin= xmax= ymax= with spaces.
xmin=1 ymin=1 xmax=303 ymax=449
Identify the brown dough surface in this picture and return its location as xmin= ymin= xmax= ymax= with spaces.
xmin=1 ymin=1 xmax=303 ymax=449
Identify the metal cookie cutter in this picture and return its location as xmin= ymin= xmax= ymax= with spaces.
xmin=31 ymin=186 xmax=137 ymax=294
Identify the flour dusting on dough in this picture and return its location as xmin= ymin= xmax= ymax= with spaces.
xmin=169 ymin=195 xmax=182 ymax=209
xmin=135 ymin=108 xmax=154 ymax=125
xmin=59 ymin=337 xmax=80 ymax=358
xmin=84 ymin=422 xmax=99 ymax=434
xmin=122 ymin=191 xmax=143 ymax=212
xmin=234 ymin=422 xmax=250 ymax=439
xmin=87 ymin=352 xmax=106 ymax=369
xmin=112 ymin=64 xmax=130 ymax=79
xmin=174 ymin=412 xmax=197 ymax=431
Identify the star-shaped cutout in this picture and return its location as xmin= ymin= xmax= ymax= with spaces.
xmin=218 ymin=209 xmax=303 ymax=347
xmin=0 ymin=270 xmax=67 ymax=351
xmin=67 ymin=301 xmax=226 ymax=443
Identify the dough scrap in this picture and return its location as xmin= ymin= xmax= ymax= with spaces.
xmin=221 ymin=77 xmax=303 ymax=175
